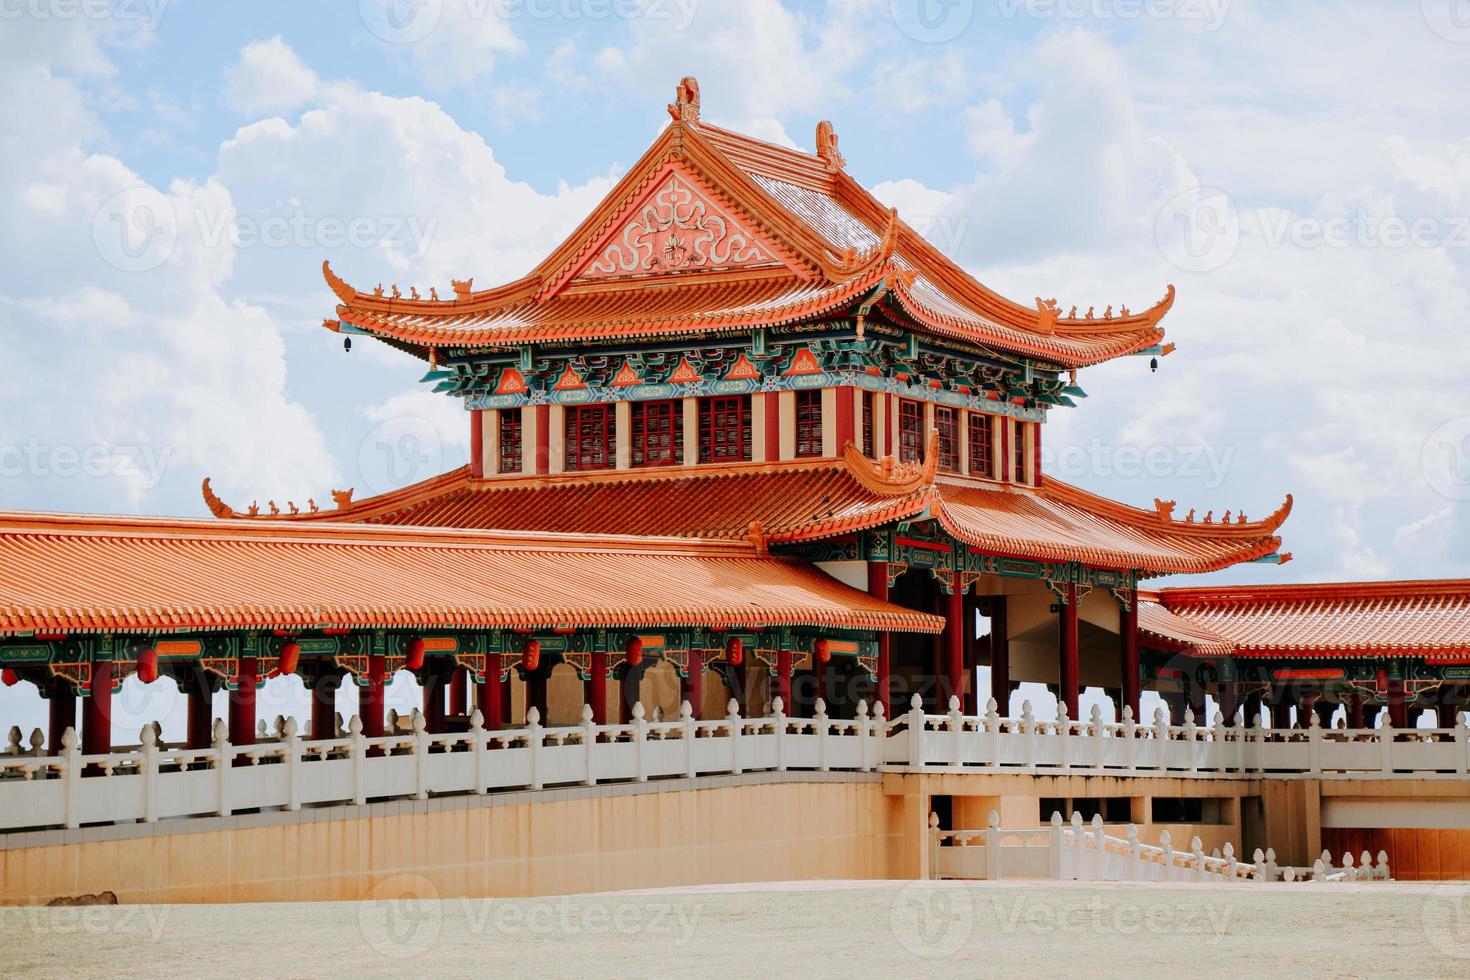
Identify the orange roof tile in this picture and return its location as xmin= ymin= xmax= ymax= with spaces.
xmin=1136 ymin=597 xmax=1235 ymax=656
xmin=206 ymin=446 xmax=1286 ymax=578
xmin=1153 ymin=580 xmax=1470 ymax=658
xmin=323 ymin=80 xmax=1171 ymax=369
xmin=0 ymin=512 xmax=942 ymax=636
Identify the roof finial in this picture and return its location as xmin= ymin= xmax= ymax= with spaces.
xmin=815 ymin=120 xmax=845 ymax=170
xmin=668 ymin=76 xmax=700 ymax=125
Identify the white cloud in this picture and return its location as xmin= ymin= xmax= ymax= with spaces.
xmin=223 ymin=37 xmax=322 ymax=116
xmin=380 ymin=0 xmax=526 ymax=91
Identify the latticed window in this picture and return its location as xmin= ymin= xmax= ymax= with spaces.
xmin=861 ymin=392 xmax=874 ymax=457
xmin=899 ymin=399 xmax=923 ymax=463
xmin=795 ymin=390 xmax=823 ymax=458
xmin=1013 ymin=420 xmax=1028 ymax=484
xmin=698 ymin=395 xmax=751 ymax=463
xmin=934 ymin=406 xmax=958 ymax=472
xmin=632 ymin=399 xmax=682 ymax=467
xmin=497 ymin=410 xmax=522 ymax=474
xmin=564 ymin=404 xmax=615 ymax=471
xmin=968 ymin=413 xmax=992 ymax=479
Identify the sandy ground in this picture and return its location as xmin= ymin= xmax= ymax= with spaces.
xmin=3 ymin=879 xmax=1469 ymax=978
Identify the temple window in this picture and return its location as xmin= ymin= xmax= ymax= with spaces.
xmin=698 ymin=395 xmax=751 ymax=463
xmin=934 ymin=406 xmax=958 ymax=472
xmin=861 ymin=392 xmax=874 ymax=457
xmin=498 ymin=410 xmax=522 ymax=475
xmin=794 ymin=390 xmax=823 ymax=458
xmin=1013 ymin=420 xmax=1029 ymax=484
xmin=899 ymin=398 xmax=923 ymax=463
xmin=564 ymin=404 xmax=615 ymax=471
xmin=631 ymin=399 xmax=683 ymax=467
xmin=968 ymin=413 xmax=992 ymax=479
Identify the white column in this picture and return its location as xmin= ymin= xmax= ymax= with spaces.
xmin=777 ymin=390 xmax=796 ymax=460
xmin=820 ymin=387 xmax=838 ymax=457
xmin=682 ymin=397 xmax=698 ymax=466
xmin=615 ymin=401 xmax=632 ymax=470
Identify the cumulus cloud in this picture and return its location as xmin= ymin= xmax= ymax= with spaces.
xmin=223 ymin=36 xmax=322 ymax=116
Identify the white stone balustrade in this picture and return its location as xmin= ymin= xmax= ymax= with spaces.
xmin=1 ymin=694 xmax=1467 ymax=835
xmin=930 ymin=810 xmax=1393 ymax=883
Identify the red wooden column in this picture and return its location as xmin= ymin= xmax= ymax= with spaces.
xmin=773 ymin=650 xmax=791 ymax=713
xmin=481 ymin=653 xmax=503 ymax=731
xmin=527 ymin=670 xmax=548 ymax=723
xmin=835 ymin=386 xmax=855 ymax=450
xmin=1439 ymin=690 xmax=1461 ymax=730
xmin=230 ymin=655 xmax=258 ymax=748
xmin=82 ymin=661 xmax=113 ymax=757
xmin=867 ymin=561 xmax=891 ymax=716
xmin=1120 ymin=593 xmax=1140 ymax=721
xmin=422 ymin=668 xmax=446 ymax=733
xmin=763 ymin=392 xmax=781 ymax=462
xmin=962 ymin=593 xmax=979 ymax=715
xmin=361 ymin=654 xmax=386 ymax=738
xmin=1243 ymin=690 xmax=1264 ymax=728
xmin=1387 ymin=674 xmax=1408 ymax=729
xmin=534 ymin=404 xmax=551 ymax=474
xmin=47 ymin=679 xmax=76 ymax=757
xmin=449 ymin=669 xmax=468 ymax=718
xmin=682 ymin=649 xmax=703 ymax=719
xmin=186 ymin=671 xmax=212 ymax=749
xmin=1059 ymin=584 xmax=1079 ymax=719
xmin=618 ymin=666 xmax=639 ymax=724
xmin=312 ymin=673 xmax=340 ymax=740
xmin=990 ymin=596 xmax=1010 ymax=713
xmin=944 ymin=572 xmax=965 ymax=710
xmin=1346 ymin=690 xmax=1364 ymax=729
xmin=587 ymin=651 xmax=608 ymax=724
xmin=1218 ymin=682 xmax=1239 ymax=726
xmin=469 ymin=409 xmax=485 ymax=478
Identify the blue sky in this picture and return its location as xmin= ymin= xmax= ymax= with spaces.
xmin=2 ymin=0 xmax=1468 ymax=593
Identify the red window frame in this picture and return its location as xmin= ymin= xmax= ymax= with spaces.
xmin=1012 ymin=421 xmax=1028 ymax=484
xmin=794 ymin=390 xmax=823 ymax=458
xmin=898 ymin=399 xmax=923 ymax=464
xmin=631 ymin=399 xmax=682 ymax=467
xmin=861 ymin=392 xmax=874 ymax=457
xmin=934 ymin=406 xmax=958 ymax=472
xmin=698 ymin=395 xmax=751 ymax=463
xmin=967 ymin=413 xmax=992 ymax=479
xmin=497 ymin=410 xmax=522 ymax=475
xmin=564 ymin=404 xmax=615 ymax=472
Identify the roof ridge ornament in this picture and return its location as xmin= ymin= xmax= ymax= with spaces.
xmin=840 ymin=428 xmax=939 ymax=496
xmin=667 ymin=76 xmax=700 ymax=125
xmin=815 ymin=120 xmax=845 ymax=171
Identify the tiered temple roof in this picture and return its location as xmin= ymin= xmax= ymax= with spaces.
xmin=0 ymin=512 xmax=942 ymax=636
xmin=1139 ymin=580 xmax=1470 ymax=659
xmin=203 ymin=443 xmax=1291 ymax=578
xmin=322 ymin=78 xmax=1173 ymax=370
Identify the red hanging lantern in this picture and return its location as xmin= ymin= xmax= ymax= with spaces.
xmin=815 ymin=638 xmax=832 ymax=666
xmin=726 ymin=637 xmax=743 ymax=667
xmin=277 ymin=640 xmax=301 ymax=676
xmin=403 ymin=638 xmax=426 ymax=672
xmin=523 ymin=640 xmax=541 ymax=672
xmin=625 ymin=636 xmax=644 ymax=668
xmin=136 ymin=647 xmax=159 ymax=684
xmin=1 ymin=668 xmax=18 ymax=687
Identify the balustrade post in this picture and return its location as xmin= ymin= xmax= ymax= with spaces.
xmin=1224 ymin=842 xmax=1238 ymax=882
xmin=1047 ymin=811 xmax=1063 ymax=879
xmin=873 ymin=701 xmax=888 ymax=767
xmin=212 ymin=719 xmax=232 ymax=816
xmin=1127 ymin=825 xmax=1142 ymax=882
xmin=1090 ymin=705 xmax=1105 ymax=771
xmin=1153 ymin=708 xmax=1169 ymax=772
xmin=526 ymin=706 xmax=543 ymax=791
xmin=948 ymin=695 xmax=963 ymax=767
xmin=1021 ymin=700 xmax=1037 ymax=771
xmin=856 ymin=700 xmax=872 ymax=773
xmin=1308 ymin=711 xmax=1323 ymax=775
xmin=1121 ymin=705 xmax=1137 ymax=773
xmin=284 ymin=717 xmax=302 ymax=811
xmin=681 ymin=701 xmax=697 ymax=778
xmin=468 ymin=708 xmax=487 ymax=795
xmin=1458 ymin=712 xmax=1469 ymax=776
xmin=1379 ymin=713 xmax=1394 ymax=775
xmin=61 ymin=727 xmax=80 ymax=830
xmin=349 ymin=715 xmax=366 ymax=805
xmin=727 ymin=699 xmax=743 ymax=775
xmin=815 ymin=698 xmax=830 ymax=772
xmin=772 ymin=696 xmax=787 ymax=772
xmin=1055 ymin=701 xmax=1071 ymax=771
xmin=140 ymin=724 xmax=159 ymax=823
xmin=928 ymin=812 xmax=941 ymax=881
xmin=582 ymin=705 xmax=598 ymax=787
xmin=411 ymin=709 xmax=429 ymax=800
xmin=1192 ymin=836 xmax=1206 ymax=882
xmin=908 ymin=694 xmax=925 ymax=767
xmin=633 ymin=702 xmax=648 ymax=782
xmin=1160 ymin=830 xmax=1174 ymax=882
xmin=985 ymin=698 xmax=1001 ymax=769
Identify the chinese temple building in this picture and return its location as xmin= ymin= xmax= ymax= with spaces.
xmin=2 ymin=76 xmax=1467 ymax=769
